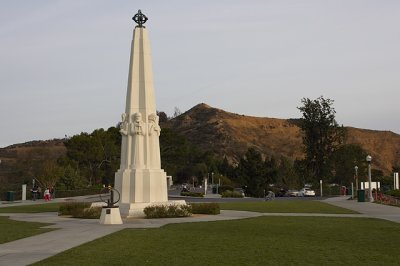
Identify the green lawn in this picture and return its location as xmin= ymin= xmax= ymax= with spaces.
xmin=0 ymin=216 xmax=54 ymax=244
xmin=0 ymin=203 xmax=60 ymax=213
xmin=34 ymin=216 xmax=400 ymax=265
xmin=219 ymin=200 xmax=357 ymax=214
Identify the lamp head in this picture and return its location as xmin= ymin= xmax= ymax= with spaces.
xmin=366 ymin=155 xmax=372 ymax=162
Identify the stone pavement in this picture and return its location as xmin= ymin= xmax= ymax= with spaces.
xmin=1 ymin=196 xmax=399 ymax=265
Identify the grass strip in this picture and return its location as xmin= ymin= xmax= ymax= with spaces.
xmin=0 ymin=216 xmax=54 ymax=244
xmin=219 ymin=200 xmax=357 ymax=214
xmin=34 ymin=216 xmax=400 ymax=265
xmin=0 ymin=202 xmax=61 ymax=213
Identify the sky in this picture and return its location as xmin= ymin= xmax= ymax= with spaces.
xmin=1 ymin=0 xmax=399 ymax=148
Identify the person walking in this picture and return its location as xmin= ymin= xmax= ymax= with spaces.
xmin=44 ymin=188 xmax=51 ymax=201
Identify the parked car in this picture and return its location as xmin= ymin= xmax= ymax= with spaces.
xmin=298 ymin=188 xmax=316 ymax=197
xmin=285 ymin=190 xmax=299 ymax=197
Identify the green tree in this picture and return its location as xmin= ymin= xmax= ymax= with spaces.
xmin=236 ymin=148 xmax=267 ymax=197
xmin=297 ymin=96 xmax=345 ymax=182
xmin=275 ymin=157 xmax=299 ymax=189
xmin=64 ymin=127 xmax=120 ymax=186
xmin=329 ymin=144 xmax=367 ymax=185
xmin=58 ymin=163 xmax=85 ymax=190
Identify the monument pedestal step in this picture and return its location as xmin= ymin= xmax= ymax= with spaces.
xmin=99 ymin=207 xmax=123 ymax=224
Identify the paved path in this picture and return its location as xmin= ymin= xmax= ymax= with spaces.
xmin=1 ymin=196 xmax=399 ymax=265
xmin=323 ymin=196 xmax=400 ymax=223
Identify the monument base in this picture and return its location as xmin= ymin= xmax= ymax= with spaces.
xmin=115 ymin=168 xmax=169 ymax=203
xmin=99 ymin=207 xmax=123 ymax=225
xmin=119 ymin=200 xmax=187 ymax=218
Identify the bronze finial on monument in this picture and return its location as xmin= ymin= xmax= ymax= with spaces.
xmin=132 ymin=9 xmax=148 ymax=27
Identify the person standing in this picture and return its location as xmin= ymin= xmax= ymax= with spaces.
xmin=44 ymin=188 xmax=51 ymax=201
xmin=31 ymin=186 xmax=38 ymax=201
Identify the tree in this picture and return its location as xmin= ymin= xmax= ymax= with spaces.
xmin=173 ymin=107 xmax=182 ymax=118
xmin=36 ymin=159 xmax=63 ymax=190
xmin=63 ymin=127 xmax=121 ymax=186
xmin=58 ymin=164 xmax=84 ymax=190
xmin=329 ymin=144 xmax=367 ymax=185
xmin=393 ymin=165 xmax=400 ymax=173
xmin=275 ymin=157 xmax=299 ymax=189
xmin=236 ymin=148 xmax=267 ymax=197
xmin=157 ymin=111 xmax=169 ymax=124
xmin=297 ymin=96 xmax=345 ymax=182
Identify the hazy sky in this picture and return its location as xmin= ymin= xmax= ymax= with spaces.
xmin=1 ymin=0 xmax=399 ymax=148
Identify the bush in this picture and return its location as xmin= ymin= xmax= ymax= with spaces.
xmin=190 ymin=203 xmax=220 ymax=215
xmin=386 ymin=190 xmax=400 ymax=198
xmin=58 ymin=201 xmax=101 ymax=219
xmin=144 ymin=204 xmax=192 ymax=218
xmin=180 ymin=192 xmax=204 ymax=197
xmin=221 ymin=190 xmax=244 ymax=198
xmin=218 ymin=185 xmax=234 ymax=194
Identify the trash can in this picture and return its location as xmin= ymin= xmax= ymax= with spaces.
xmin=357 ymin=190 xmax=365 ymax=202
xmin=6 ymin=191 xmax=15 ymax=201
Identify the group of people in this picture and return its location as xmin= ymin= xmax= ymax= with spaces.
xmin=31 ymin=186 xmax=54 ymax=201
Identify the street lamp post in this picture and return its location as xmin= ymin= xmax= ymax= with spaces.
xmin=366 ymin=155 xmax=373 ymax=202
xmin=354 ymin=166 xmax=358 ymax=195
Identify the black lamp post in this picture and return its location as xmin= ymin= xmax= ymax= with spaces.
xmin=366 ymin=155 xmax=373 ymax=202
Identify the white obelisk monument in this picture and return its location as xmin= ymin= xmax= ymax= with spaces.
xmin=114 ymin=10 xmax=184 ymax=217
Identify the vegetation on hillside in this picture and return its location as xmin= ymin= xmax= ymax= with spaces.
xmin=1 ymin=98 xmax=399 ymax=198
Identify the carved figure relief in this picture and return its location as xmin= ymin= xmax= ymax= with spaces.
xmin=131 ymin=112 xmax=145 ymax=135
xmin=120 ymin=113 xmax=129 ymax=135
xmin=148 ymin=113 xmax=161 ymax=168
xmin=119 ymin=113 xmax=130 ymax=168
xmin=148 ymin=113 xmax=161 ymax=136
xmin=130 ymin=112 xmax=145 ymax=168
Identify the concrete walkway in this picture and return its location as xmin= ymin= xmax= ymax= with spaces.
xmin=323 ymin=196 xmax=400 ymax=223
xmin=1 ymin=196 xmax=399 ymax=265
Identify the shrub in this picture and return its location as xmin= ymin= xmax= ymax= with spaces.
xmin=221 ymin=190 xmax=244 ymax=198
xmin=144 ymin=204 xmax=192 ymax=218
xmin=58 ymin=202 xmax=101 ymax=219
xmin=180 ymin=192 xmax=204 ymax=197
xmin=218 ymin=185 xmax=234 ymax=194
xmin=190 ymin=203 xmax=220 ymax=215
xmin=73 ymin=207 xmax=102 ymax=219
xmin=59 ymin=202 xmax=90 ymax=215
xmin=386 ymin=190 xmax=400 ymax=198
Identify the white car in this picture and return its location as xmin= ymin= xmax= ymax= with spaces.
xmin=298 ymin=188 xmax=316 ymax=197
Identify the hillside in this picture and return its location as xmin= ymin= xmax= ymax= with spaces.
xmin=164 ymin=103 xmax=400 ymax=174
xmin=1 ymin=103 xmax=399 ymax=182
xmin=0 ymin=139 xmax=66 ymax=188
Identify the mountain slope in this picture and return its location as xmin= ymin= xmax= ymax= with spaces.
xmin=166 ymin=103 xmax=400 ymax=174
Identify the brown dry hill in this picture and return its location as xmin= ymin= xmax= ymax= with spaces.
xmin=1 ymin=104 xmax=399 ymax=180
xmin=166 ymin=103 xmax=400 ymax=174
xmin=0 ymin=139 xmax=66 ymax=188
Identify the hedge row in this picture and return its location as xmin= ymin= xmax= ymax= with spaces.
xmin=58 ymin=202 xmax=102 ymax=219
